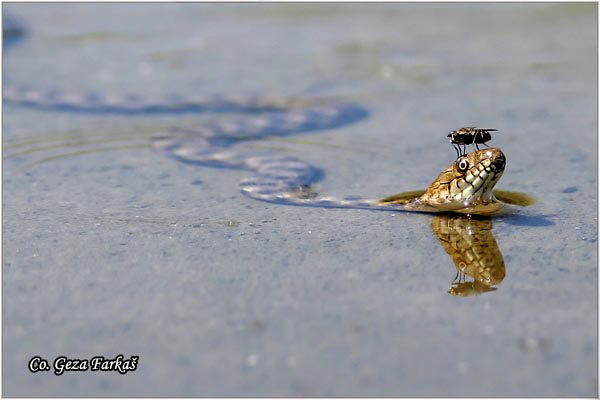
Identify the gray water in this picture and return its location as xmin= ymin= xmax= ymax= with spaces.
xmin=3 ymin=3 xmax=597 ymax=397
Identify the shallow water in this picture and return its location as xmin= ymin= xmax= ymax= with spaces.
xmin=3 ymin=3 xmax=597 ymax=396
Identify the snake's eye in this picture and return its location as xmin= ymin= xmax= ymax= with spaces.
xmin=457 ymin=157 xmax=469 ymax=172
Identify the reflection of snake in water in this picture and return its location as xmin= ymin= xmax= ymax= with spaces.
xmin=5 ymin=16 xmax=534 ymax=295
xmin=432 ymin=216 xmax=505 ymax=296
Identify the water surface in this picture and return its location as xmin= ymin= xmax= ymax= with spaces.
xmin=3 ymin=3 xmax=597 ymax=396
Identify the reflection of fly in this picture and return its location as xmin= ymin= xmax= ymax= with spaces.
xmin=448 ymin=270 xmax=497 ymax=296
xmin=448 ymin=127 xmax=498 ymax=158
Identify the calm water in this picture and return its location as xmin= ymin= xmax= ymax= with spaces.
xmin=3 ymin=3 xmax=597 ymax=396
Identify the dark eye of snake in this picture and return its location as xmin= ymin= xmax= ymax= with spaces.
xmin=457 ymin=157 xmax=469 ymax=172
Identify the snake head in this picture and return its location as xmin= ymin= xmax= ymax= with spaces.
xmin=419 ymin=148 xmax=506 ymax=212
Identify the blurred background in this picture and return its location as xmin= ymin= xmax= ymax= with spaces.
xmin=3 ymin=3 xmax=597 ymax=396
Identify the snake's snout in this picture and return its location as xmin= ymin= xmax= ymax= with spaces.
xmin=481 ymin=148 xmax=505 ymax=172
